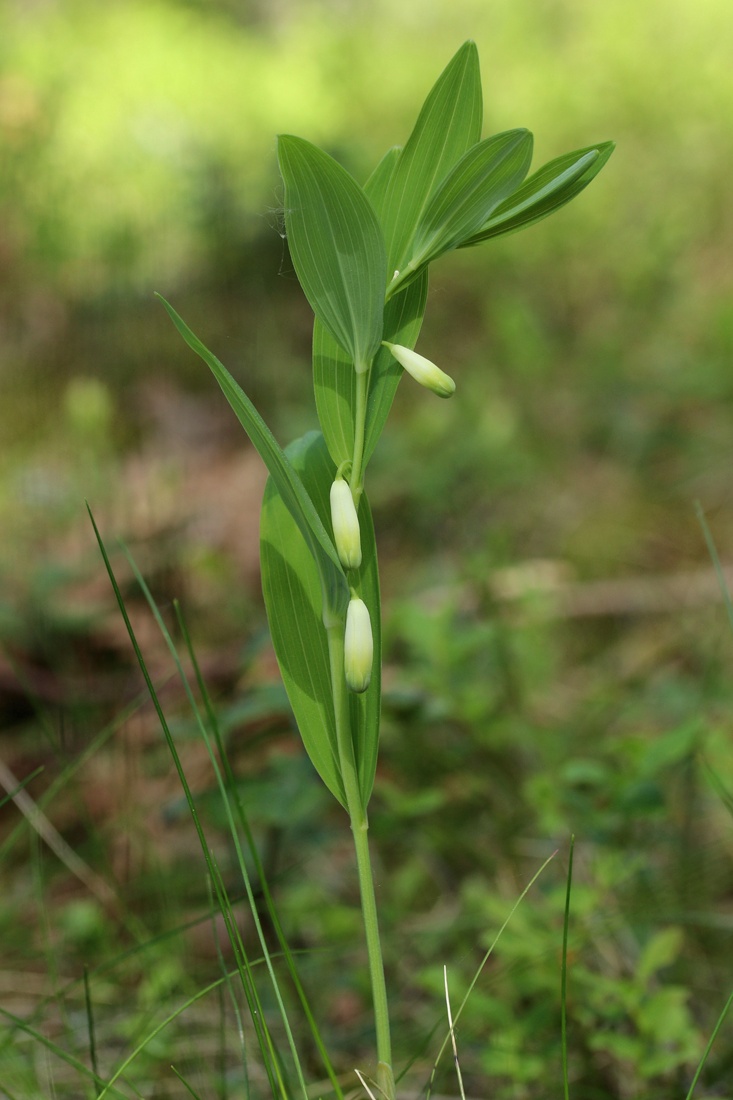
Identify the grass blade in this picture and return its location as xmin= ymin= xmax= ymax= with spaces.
xmin=115 ymin=539 xmax=313 ymax=1100
xmin=0 ymin=754 xmax=116 ymax=910
xmin=158 ymin=295 xmax=348 ymax=621
xmin=684 ymin=988 xmax=733 ymax=1099
xmin=0 ymin=763 xmax=43 ymax=810
xmin=0 ymin=1007 xmax=130 ymax=1099
xmin=171 ymin=1065 xmax=205 ymax=1099
xmin=82 ymin=970 xmax=251 ymax=1098
xmin=82 ymin=966 xmax=98 ymax=1084
xmin=88 ymin=507 xmax=286 ymax=1098
xmin=178 ymin=601 xmax=346 ymax=1099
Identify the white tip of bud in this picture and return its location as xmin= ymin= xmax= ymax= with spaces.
xmin=330 ymin=477 xmax=362 ymax=570
xmin=382 ymin=341 xmax=456 ymax=398
xmin=344 ymin=597 xmax=373 ymax=694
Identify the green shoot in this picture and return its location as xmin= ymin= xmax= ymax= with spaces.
xmin=160 ymin=41 xmax=611 ymax=1094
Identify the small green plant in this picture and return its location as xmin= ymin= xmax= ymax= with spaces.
xmin=157 ymin=40 xmax=614 ymax=1096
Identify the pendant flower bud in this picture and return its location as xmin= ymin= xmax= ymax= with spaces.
xmin=382 ymin=341 xmax=456 ymax=398
xmin=330 ymin=476 xmax=362 ymax=569
xmin=344 ymin=597 xmax=373 ymax=694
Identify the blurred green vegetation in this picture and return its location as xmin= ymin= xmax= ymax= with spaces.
xmin=2 ymin=0 xmax=733 ymax=1097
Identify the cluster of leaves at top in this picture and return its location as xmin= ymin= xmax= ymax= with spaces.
xmin=161 ymin=40 xmax=613 ymax=815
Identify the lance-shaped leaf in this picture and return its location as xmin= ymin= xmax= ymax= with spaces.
xmin=312 ymin=320 xmax=355 ymax=469
xmin=459 ymin=140 xmax=616 ymax=246
xmin=372 ymin=39 xmax=483 ymax=275
xmin=365 ymin=144 xmax=402 ymax=199
xmin=260 ymin=434 xmax=344 ymax=808
xmin=158 ymin=296 xmax=349 ymax=620
xmin=260 ymin=432 xmax=381 ymax=810
xmin=278 ymin=135 xmax=387 ymax=373
xmin=390 ymin=129 xmax=533 ymax=294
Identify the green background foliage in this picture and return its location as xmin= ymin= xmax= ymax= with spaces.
xmin=2 ymin=1 xmax=733 ymax=1097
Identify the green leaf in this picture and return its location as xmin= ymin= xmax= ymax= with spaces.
xmin=313 ymin=131 xmax=429 ymax=470
xmin=459 ymin=141 xmax=615 ymax=245
xmin=372 ymin=39 xmax=483 ymax=275
xmin=260 ymin=433 xmax=381 ymax=809
xmin=260 ymin=434 xmax=345 ymax=808
xmin=158 ymin=295 xmax=348 ymax=619
xmin=399 ymin=128 xmax=533 ymax=282
xmin=312 ymin=320 xmax=355 ymax=470
xmin=364 ymin=145 xmax=402 ymax=197
xmin=277 ymin=135 xmax=387 ymax=372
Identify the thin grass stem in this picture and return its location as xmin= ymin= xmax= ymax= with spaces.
xmin=171 ymin=1066 xmax=205 ymax=1099
xmin=82 ymin=965 xmax=98 ymax=1084
xmin=0 ymin=1006 xmax=130 ymax=1100
xmin=684 ymin=987 xmax=733 ymax=1100
xmin=88 ymin=509 xmax=284 ymax=1099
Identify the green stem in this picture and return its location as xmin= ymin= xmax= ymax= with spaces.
xmin=353 ymin=812 xmax=395 ymax=1100
xmin=350 ymin=367 xmax=369 ymax=504
xmin=327 ymin=622 xmax=394 ymax=1099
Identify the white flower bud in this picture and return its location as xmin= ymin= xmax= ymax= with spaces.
xmin=344 ymin=597 xmax=373 ymax=694
xmin=382 ymin=341 xmax=456 ymax=398
xmin=330 ymin=477 xmax=362 ymax=569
